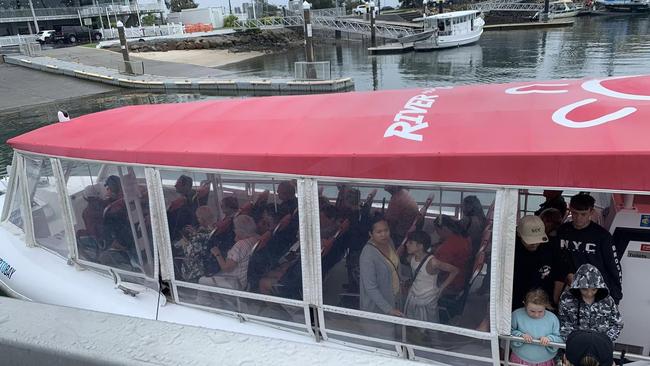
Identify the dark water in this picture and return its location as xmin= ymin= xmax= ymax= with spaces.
xmin=1 ymin=15 xmax=650 ymax=171
xmin=218 ymin=14 xmax=650 ymax=89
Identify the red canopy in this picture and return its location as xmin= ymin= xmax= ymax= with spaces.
xmin=8 ymin=75 xmax=650 ymax=191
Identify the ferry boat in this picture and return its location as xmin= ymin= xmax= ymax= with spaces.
xmin=413 ymin=10 xmax=484 ymax=51
xmin=2 ymin=75 xmax=650 ymax=364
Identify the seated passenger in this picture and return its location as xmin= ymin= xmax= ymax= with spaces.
xmin=199 ymin=215 xmax=259 ymax=290
xmin=167 ymin=175 xmax=198 ymax=242
xmin=276 ymin=181 xmax=298 ymax=217
xmin=558 ymin=264 xmax=623 ymax=342
xmin=404 ymin=230 xmax=459 ymax=323
xmin=99 ymin=175 xmax=135 ymax=271
xmin=176 ymin=206 xmax=216 ymax=282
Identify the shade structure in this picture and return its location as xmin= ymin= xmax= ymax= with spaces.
xmin=8 ymin=75 xmax=650 ymax=191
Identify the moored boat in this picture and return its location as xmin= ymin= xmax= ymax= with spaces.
xmin=413 ymin=10 xmax=484 ymax=51
xmin=2 ymin=75 xmax=650 ymax=364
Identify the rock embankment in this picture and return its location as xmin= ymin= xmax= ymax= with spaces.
xmin=106 ymin=28 xmax=304 ymax=54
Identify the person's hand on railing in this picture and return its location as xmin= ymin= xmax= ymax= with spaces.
xmin=522 ymin=334 xmax=533 ymax=343
xmin=539 ymin=336 xmax=551 ymax=346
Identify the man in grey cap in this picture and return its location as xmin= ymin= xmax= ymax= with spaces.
xmin=564 ymin=330 xmax=613 ymax=366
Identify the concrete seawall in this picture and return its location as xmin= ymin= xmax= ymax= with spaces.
xmin=4 ymin=54 xmax=354 ymax=95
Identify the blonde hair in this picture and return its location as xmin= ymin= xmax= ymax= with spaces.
xmin=524 ymin=288 xmax=550 ymax=308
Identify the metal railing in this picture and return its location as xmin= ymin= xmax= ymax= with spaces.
xmin=312 ymin=16 xmax=416 ymax=39
xmin=117 ymin=60 xmax=145 ymax=75
xmin=294 ymin=61 xmax=331 ymax=80
xmin=101 ymin=24 xmax=184 ymax=40
xmin=19 ymin=42 xmax=42 ymax=57
xmin=469 ymin=0 xmax=543 ymax=11
xmin=234 ymin=12 xmax=415 ymax=39
xmin=311 ymin=7 xmax=346 ymax=17
xmin=234 ymin=15 xmax=304 ymax=28
xmin=500 ymin=335 xmax=650 ymax=365
xmin=0 ymin=3 xmax=165 ymax=23
xmin=0 ymin=34 xmax=37 ymax=47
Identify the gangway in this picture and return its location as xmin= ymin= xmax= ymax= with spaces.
xmin=235 ymin=15 xmax=417 ymax=39
xmin=469 ymin=0 xmax=543 ymax=11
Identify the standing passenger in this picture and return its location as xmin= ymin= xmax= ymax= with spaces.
xmin=384 ymin=186 xmax=419 ymax=247
xmin=404 ymin=230 xmax=458 ymax=323
xmin=510 ymin=289 xmax=562 ymax=366
xmin=558 ymin=264 xmax=623 ymax=342
xmin=359 ymin=218 xmax=403 ymax=317
xmin=434 ymin=215 xmax=472 ymax=322
xmin=458 ymin=195 xmax=487 ymax=256
xmin=557 ymin=193 xmax=622 ymax=303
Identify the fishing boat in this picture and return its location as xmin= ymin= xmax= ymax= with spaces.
xmin=413 ymin=10 xmax=484 ymax=51
xmin=2 ymin=75 xmax=650 ymax=364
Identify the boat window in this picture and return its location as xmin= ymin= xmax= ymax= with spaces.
xmin=160 ymin=169 xmax=306 ymax=328
xmin=317 ymin=181 xmax=496 ymax=362
xmin=5 ymin=170 xmax=25 ymax=231
xmin=23 ymin=155 xmax=69 ymax=258
xmin=61 ymin=160 xmax=156 ymax=278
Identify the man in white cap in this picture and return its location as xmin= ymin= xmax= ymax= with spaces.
xmin=512 ymin=215 xmax=566 ymax=311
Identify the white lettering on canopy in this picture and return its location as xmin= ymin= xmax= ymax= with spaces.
xmin=552 ymin=98 xmax=637 ymax=128
xmin=384 ymin=88 xmax=445 ymax=142
xmin=505 ymin=75 xmax=650 ymax=129
xmin=504 ymin=83 xmax=569 ymax=95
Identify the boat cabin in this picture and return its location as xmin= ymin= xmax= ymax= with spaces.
xmin=424 ymin=10 xmax=482 ymax=36
xmin=2 ymin=74 xmax=650 ymax=364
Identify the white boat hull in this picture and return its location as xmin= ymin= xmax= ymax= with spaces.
xmin=414 ymin=30 xmax=483 ymax=51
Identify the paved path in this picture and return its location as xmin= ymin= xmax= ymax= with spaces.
xmin=40 ymin=47 xmax=235 ymax=78
xmin=0 ymin=63 xmax=116 ymax=111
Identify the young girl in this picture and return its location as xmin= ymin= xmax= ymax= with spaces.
xmin=403 ymin=230 xmax=459 ymax=323
xmin=511 ymin=289 xmax=563 ymax=366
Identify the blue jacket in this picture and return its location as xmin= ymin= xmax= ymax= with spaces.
xmin=511 ymin=307 xmax=562 ymax=363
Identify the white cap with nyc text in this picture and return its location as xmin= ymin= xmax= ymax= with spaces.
xmin=517 ymin=215 xmax=549 ymax=245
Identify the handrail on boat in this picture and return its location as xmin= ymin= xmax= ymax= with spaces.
xmin=499 ymin=335 xmax=650 ymax=364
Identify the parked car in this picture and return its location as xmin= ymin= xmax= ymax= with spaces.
xmin=353 ymin=4 xmax=369 ymax=14
xmin=36 ymin=30 xmax=56 ymax=44
xmin=52 ymin=26 xmax=102 ymax=44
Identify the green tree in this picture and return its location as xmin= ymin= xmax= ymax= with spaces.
xmin=170 ymin=0 xmax=198 ymax=12
xmin=223 ymin=14 xmax=238 ymax=27
xmin=141 ymin=13 xmax=157 ymax=26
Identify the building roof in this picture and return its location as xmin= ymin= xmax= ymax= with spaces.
xmin=8 ymin=75 xmax=650 ymax=191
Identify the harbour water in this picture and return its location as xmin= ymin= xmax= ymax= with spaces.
xmin=1 ymin=14 xmax=650 ymax=172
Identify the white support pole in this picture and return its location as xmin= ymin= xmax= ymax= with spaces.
xmin=297 ymin=178 xmax=317 ymax=338
xmin=17 ymin=155 xmax=36 ymax=248
xmin=1 ymin=153 xmax=18 ymax=222
xmin=489 ymin=188 xmax=518 ymax=366
xmin=144 ymin=168 xmax=166 ymax=282
xmin=27 ymin=0 xmax=39 ymax=33
xmin=50 ymin=158 xmax=79 ymax=262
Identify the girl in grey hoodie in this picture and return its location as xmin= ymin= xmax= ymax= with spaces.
xmin=558 ymin=263 xmax=623 ymax=341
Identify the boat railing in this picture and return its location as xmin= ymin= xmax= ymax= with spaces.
xmin=499 ymin=335 xmax=650 ymax=365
